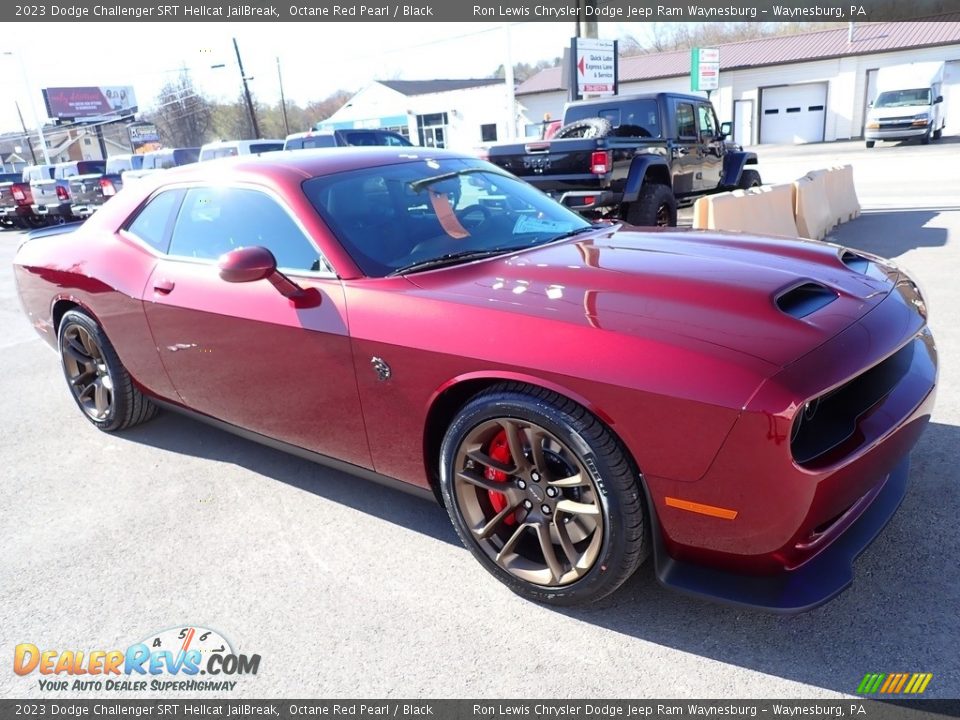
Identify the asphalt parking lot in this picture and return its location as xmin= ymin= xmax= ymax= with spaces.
xmin=1 ymin=138 xmax=958 ymax=700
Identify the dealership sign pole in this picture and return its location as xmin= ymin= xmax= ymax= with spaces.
xmin=691 ymin=47 xmax=720 ymax=99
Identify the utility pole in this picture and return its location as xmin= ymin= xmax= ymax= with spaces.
xmin=4 ymin=50 xmax=50 ymax=163
xmin=277 ymin=56 xmax=289 ymax=136
xmin=15 ymin=101 xmax=37 ymax=164
xmin=503 ymin=26 xmax=516 ymax=140
xmin=575 ymin=0 xmax=599 ymax=39
xmin=233 ymin=37 xmax=260 ymax=139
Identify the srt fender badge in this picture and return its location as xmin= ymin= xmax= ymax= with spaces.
xmin=371 ymin=356 xmax=391 ymax=381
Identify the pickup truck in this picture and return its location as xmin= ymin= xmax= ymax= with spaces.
xmin=487 ymin=92 xmax=761 ymax=227
xmin=30 ymin=161 xmax=106 ymax=224
xmin=2 ymin=167 xmax=54 ymax=229
xmin=122 ymin=147 xmax=200 ymax=183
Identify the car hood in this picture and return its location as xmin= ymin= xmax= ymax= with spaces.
xmin=869 ymin=105 xmax=931 ymax=119
xmin=405 ymin=227 xmax=899 ymax=367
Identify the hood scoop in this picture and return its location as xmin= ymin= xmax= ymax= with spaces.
xmin=776 ymin=282 xmax=838 ymax=319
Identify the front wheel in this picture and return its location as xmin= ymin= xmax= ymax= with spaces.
xmin=933 ymin=127 xmax=943 ymax=140
xmin=737 ymin=169 xmax=762 ymax=189
xmin=440 ymin=383 xmax=650 ymax=605
xmin=58 ymin=309 xmax=159 ymax=432
xmin=865 ymin=141 xmax=876 ymax=149
xmin=624 ymin=184 xmax=678 ymax=227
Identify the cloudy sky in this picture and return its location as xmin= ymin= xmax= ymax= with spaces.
xmin=1 ymin=22 xmax=638 ymax=135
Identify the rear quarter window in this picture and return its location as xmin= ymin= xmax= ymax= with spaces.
xmin=125 ymin=190 xmax=182 ymax=253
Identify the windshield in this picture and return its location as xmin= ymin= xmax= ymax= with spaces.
xmin=874 ymin=89 xmax=932 ymax=108
xmin=303 ymin=158 xmax=591 ymax=277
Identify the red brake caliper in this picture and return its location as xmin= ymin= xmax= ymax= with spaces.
xmin=485 ymin=429 xmax=517 ymax=526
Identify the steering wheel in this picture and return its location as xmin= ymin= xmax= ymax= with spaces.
xmin=456 ymin=204 xmax=491 ymax=230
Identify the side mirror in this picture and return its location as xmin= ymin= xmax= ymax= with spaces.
xmin=719 ymin=121 xmax=732 ymax=138
xmin=935 ymin=95 xmax=943 ymax=104
xmin=218 ymin=245 xmax=276 ymax=283
xmin=218 ymin=245 xmax=315 ymax=304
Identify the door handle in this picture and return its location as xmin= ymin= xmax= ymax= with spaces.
xmin=153 ymin=279 xmax=175 ymax=294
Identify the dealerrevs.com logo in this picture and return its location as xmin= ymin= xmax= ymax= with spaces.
xmin=14 ymin=625 xmax=260 ymax=692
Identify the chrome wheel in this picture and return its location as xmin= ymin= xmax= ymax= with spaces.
xmin=453 ymin=418 xmax=604 ymax=587
xmin=61 ymin=324 xmax=114 ymax=421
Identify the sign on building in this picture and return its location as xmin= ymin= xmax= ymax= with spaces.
xmin=128 ymin=123 xmax=161 ymax=154
xmin=571 ymin=37 xmax=618 ymax=100
xmin=691 ymin=48 xmax=720 ymax=92
xmin=42 ymin=86 xmax=138 ymax=120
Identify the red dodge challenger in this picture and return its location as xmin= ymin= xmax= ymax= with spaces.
xmin=14 ymin=149 xmax=937 ymax=611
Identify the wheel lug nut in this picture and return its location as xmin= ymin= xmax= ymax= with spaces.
xmin=541 ymin=504 xmax=551 ymax=515
xmin=546 ymin=487 xmax=558 ymax=497
xmin=517 ymin=480 xmax=526 ymax=489
xmin=523 ymin=500 xmax=533 ymax=510
xmin=531 ymin=471 xmax=541 ymax=482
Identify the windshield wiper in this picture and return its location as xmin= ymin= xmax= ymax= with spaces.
xmin=547 ymin=224 xmax=612 ymax=243
xmin=388 ymin=247 xmax=526 ymax=276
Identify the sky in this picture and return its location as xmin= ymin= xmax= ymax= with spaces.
xmin=0 ymin=21 xmax=638 ymax=137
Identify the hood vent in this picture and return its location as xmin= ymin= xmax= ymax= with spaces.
xmin=776 ymin=282 xmax=838 ymax=319
xmin=840 ymin=250 xmax=870 ymax=274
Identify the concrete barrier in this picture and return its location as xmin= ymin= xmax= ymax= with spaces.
xmin=793 ymin=174 xmax=833 ymax=240
xmin=692 ymin=184 xmax=799 ymax=238
xmin=829 ymin=164 xmax=861 ymax=223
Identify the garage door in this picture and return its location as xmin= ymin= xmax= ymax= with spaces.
xmin=943 ymin=60 xmax=960 ymax=134
xmin=760 ymin=83 xmax=827 ymax=144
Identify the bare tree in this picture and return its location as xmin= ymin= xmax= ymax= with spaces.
xmin=149 ymin=70 xmax=213 ymax=147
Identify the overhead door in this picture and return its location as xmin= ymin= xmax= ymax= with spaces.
xmin=943 ymin=61 xmax=960 ymax=135
xmin=760 ymin=83 xmax=828 ymax=144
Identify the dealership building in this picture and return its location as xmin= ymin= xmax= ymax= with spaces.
xmin=516 ymin=19 xmax=960 ymax=146
xmin=315 ymin=78 xmax=513 ymax=149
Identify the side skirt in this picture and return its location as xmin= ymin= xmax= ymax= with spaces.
xmin=152 ymin=399 xmax=438 ymax=504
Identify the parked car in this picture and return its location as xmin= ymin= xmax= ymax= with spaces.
xmin=30 ymin=161 xmax=106 ymax=224
xmin=13 ymin=149 xmax=936 ymax=612
xmin=487 ymin=92 xmax=761 ymax=227
xmin=199 ymin=139 xmax=284 ymax=161
xmin=122 ymin=147 xmax=200 ymax=181
xmin=284 ymin=128 xmax=413 ymax=150
xmin=865 ymin=62 xmax=947 ymax=148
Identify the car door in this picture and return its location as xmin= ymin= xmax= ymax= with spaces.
xmin=671 ymin=101 xmax=701 ymax=197
xmin=696 ymin=103 xmax=724 ymax=192
xmin=141 ymin=184 xmax=372 ymax=469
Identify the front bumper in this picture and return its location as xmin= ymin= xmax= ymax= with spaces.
xmin=865 ymin=126 xmax=929 ymax=141
xmin=652 ymin=456 xmax=910 ymax=613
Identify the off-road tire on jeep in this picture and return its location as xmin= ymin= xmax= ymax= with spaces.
xmin=737 ymin=169 xmax=762 ymax=189
xmin=624 ymin=184 xmax=678 ymax=227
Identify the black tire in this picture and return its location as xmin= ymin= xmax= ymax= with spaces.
xmin=920 ymin=131 xmax=931 ymax=145
xmin=552 ymin=117 xmax=613 ymax=140
xmin=933 ymin=128 xmax=943 ymax=140
xmin=624 ymin=183 xmax=678 ymax=227
xmin=737 ymin=168 xmax=762 ymax=189
xmin=865 ymin=141 xmax=875 ymax=149
xmin=58 ymin=309 xmax=158 ymax=432
xmin=440 ymin=382 xmax=650 ymax=606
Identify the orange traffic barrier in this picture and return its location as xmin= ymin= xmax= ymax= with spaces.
xmin=793 ymin=175 xmax=833 ymax=240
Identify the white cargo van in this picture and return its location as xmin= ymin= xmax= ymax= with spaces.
xmin=865 ymin=62 xmax=946 ymax=148
xmin=198 ymin=139 xmax=285 ymax=161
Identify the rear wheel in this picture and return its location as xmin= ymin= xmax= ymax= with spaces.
xmin=58 ymin=309 xmax=158 ymax=432
xmin=440 ymin=383 xmax=649 ymax=606
xmin=624 ymin=183 xmax=677 ymax=227
xmin=737 ymin=169 xmax=762 ymax=189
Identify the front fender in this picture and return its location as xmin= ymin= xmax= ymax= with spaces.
xmin=721 ymin=152 xmax=758 ymax=187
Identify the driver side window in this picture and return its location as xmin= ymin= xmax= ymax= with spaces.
xmin=168 ymin=187 xmax=329 ymax=273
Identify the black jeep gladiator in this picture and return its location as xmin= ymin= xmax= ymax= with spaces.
xmin=487 ymin=92 xmax=761 ymax=226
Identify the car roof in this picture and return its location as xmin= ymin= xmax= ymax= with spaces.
xmin=152 ymin=147 xmax=476 ymax=184
xmin=570 ymin=92 xmax=707 ymax=106
xmin=200 ymin=138 xmax=285 ymax=149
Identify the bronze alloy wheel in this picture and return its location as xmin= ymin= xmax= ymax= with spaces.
xmin=452 ymin=417 xmax=605 ymax=587
xmin=61 ymin=324 xmax=114 ymax=421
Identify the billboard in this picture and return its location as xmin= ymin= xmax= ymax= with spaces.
xmin=42 ymin=86 xmax=138 ymax=120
